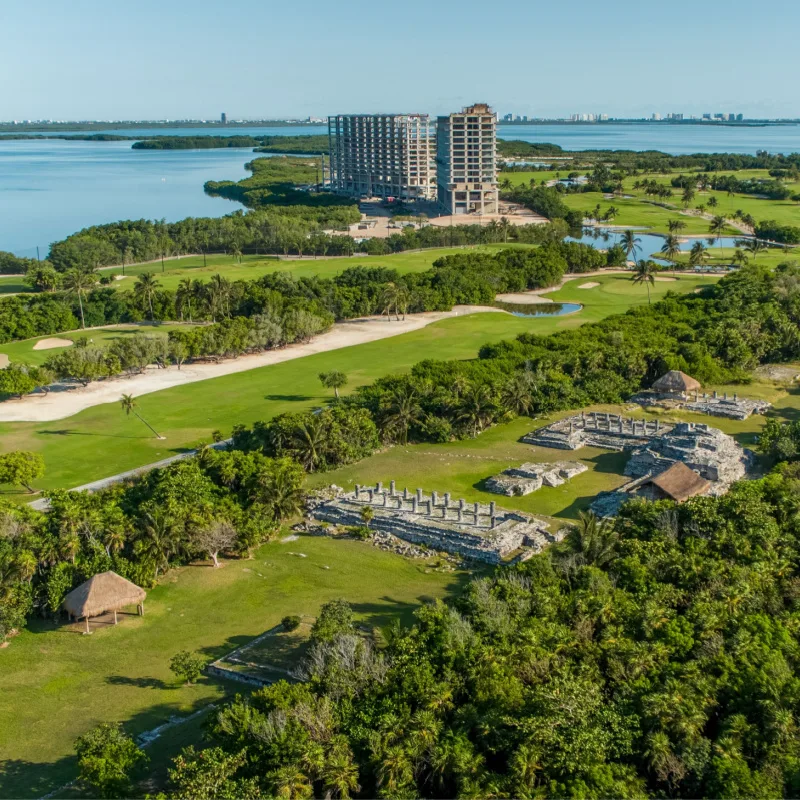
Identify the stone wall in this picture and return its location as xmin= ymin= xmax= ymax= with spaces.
xmin=486 ymin=461 xmax=587 ymax=496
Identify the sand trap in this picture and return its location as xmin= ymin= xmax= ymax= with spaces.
xmin=114 ymin=275 xmax=128 ymax=281
xmin=654 ymin=277 xmax=676 ymax=282
xmin=0 ymin=306 xmax=504 ymax=423
xmin=577 ymin=282 xmax=600 ymax=289
xmin=0 ymin=354 xmax=8 ymax=368
xmin=494 ymin=292 xmax=553 ymax=304
xmin=33 ymin=337 xmax=74 ymax=351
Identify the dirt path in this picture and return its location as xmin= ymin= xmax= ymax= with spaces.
xmin=0 ymin=307 xmax=503 ymax=423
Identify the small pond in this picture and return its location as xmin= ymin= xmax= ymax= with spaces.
xmin=495 ymin=301 xmax=582 ymax=318
xmin=568 ymin=227 xmax=747 ymax=266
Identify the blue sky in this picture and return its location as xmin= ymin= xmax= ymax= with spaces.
xmin=1 ymin=0 xmax=797 ymax=120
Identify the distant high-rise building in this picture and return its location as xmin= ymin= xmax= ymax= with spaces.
xmin=736 ymin=113 xmax=744 ymax=122
xmin=702 ymin=113 xmax=712 ymax=120
xmin=652 ymin=113 xmax=662 ymax=121
xmin=599 ymin=114 xmax=609 ymax=121
xmin=502 ymin=113 xmax=513 ymax=122
xmin=327 ymin=113 xmax=435 ymax=201
xmin=714 ymin=113 xmax=724 ymax=120
xmin=221 ymin=112 xmax=227 ymax=124
xmin=436 ymin=103 xmax=498 ymax=216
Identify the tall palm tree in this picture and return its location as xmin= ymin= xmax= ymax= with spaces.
xmin=134 ymin=273 xmax=161 ymax=320
xmin=382 ymin=385 xmax=424 ymax=445
xmin=176 ymin=278 xmax=193 ymax=322
xmin=709 ymin=215 xmax=727 ymax=247
xmin=62 ymin=269 xmax=97 ymax=329
xmin=322 ymin=751 xmax=360 ymax=799
xmin=290 ymin=416 xmax=326 ymax=472
xmin=619 ymin=230 xmax=642 ymax=263
xmin=688 ymin=240 xmax=709 ymax=268
xmin=208 ymin=274 xmax=232 ymax=319
xmin=660 ymin=234 xmax=681 ymax=262
xmin=563 ymin=511 xmax=618 ymax=568
xmin=732 ymin=248 xmax=749 ymax=268
xmin=667 ymin=219 xmax=687 ymax=234
xmin=457 ymin=384 xmax=497 ymax=437
xmin=632 ymin=259 xmax=657 ymax=303
xmin=743 ymin=238 xmax=766 ymax=260
xmin=135 ymin=509 xmax=177 ymax=580
xmin=255 ymin=465 xmax=304 ymax=521
xmin=120 ymin=393 xmax=164 ymax=439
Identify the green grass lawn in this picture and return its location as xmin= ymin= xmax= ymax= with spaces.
xmin=0 ymin=536 xmax=470 ymax=798
xmin=0 ymin=324 xmax=195 ymax=366
xmin=0 ymin=275 xmax=27 ymax=294
xmin=657 ymin=246 xmax=798 ymax=270
xmin=0 ymin=275 xmax=719 ymax=499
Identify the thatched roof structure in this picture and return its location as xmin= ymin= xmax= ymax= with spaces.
xmin=63 ymin=571 xmax=145 ymax=619
xmin=649 ymin=462 xmax=711 ymax=502
xmin=651 ymin=370 xmax=701 ymax=394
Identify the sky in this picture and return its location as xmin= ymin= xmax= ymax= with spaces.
xmin=1 ymin=0 xmax=798 ymax=121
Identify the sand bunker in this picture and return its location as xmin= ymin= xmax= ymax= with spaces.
xmin=654 ymin=277 xmax=676 ymax=282
xmin=0 ymin=354 xmax=9 ymax=368
xmin=33 ymin=337 xmax=74 ymax=351
xmin=494 ymin=292 xmax=553 ymax=305
xmin=577 ymin=282 xmax=600 ymax=289
xmin=114 ymin=275 xmax=128 ymax=281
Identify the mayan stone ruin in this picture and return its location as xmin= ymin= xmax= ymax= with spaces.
xmin=485 ymin=461 xmax=588 ymax=496
xmin=523 ymin=411 xmax=673 ymax=452
xmin=591 ymin=422 xmax=752 ymax=517
xmin=309 ymin=481 xmax=560 ymax=564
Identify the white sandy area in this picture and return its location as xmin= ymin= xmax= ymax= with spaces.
xmin=33 ymin=337 xmax=74 ymax=351
xmin=0 ymin=354 xmax=8 ymax=368
xmin=654 ymin=277 xmax=676 ymax=282
xmin=494 ymin=292 xmax=553 ymax=304
xmin=577 ymin=282 xmax=600 ymax=289
xmin=0 ymin=306 xmax=502 ymax=423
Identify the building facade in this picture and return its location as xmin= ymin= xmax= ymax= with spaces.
xmin=436 ymin=103 xmax=498 ymax=215
xmin=327 ymin=114 xmax=435 ymax=201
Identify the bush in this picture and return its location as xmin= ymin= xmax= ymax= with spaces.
xmin=169 ymin=650 xmax=207 ymax=685
xmin=74 ymin=722 xmax=147 ymax=799
xmin=281 ymin=615 xmax=301 ymax=632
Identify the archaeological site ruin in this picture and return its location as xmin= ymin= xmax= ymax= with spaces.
xmin=485 ymin=461 xmax=588 ymax=496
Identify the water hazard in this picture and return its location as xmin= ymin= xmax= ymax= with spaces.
xmin=495 ymin=301 xmax=582 ymax=317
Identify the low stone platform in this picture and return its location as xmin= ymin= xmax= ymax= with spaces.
xmin=310 ymin=482 xmax=559 ymax=564
xmin=485 ymin=461 xmax=588 ymax=496
xmin=631 ymin=389 xmax=771 ymax=421
xmin=523 ymin=412 xmax=673 ymax=452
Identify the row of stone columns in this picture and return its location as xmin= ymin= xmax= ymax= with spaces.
xmin=573 ymin=412 xmax=661 ymax=436
xmin=352 ymin=483 xmax=499 ymax=528
xmin=693 ymin=390 xmax=738 ymax=402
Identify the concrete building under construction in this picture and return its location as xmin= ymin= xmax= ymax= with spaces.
xmin=436 ymin=103 xmax=499 ymax=215
xmin=327 ymin=113 xmax=436 ymax=201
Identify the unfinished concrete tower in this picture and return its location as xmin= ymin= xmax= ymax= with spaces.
xmin=327 ymin=114 xmax=436 ymax=201
xmin=436 ymin=103 xmax=498 ymax=215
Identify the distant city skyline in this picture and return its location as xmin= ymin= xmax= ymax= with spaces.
xmin=2 ymin=0 xmax=798 ymax=120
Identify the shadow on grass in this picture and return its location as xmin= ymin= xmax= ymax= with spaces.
xmin=553 ymin=495 xmax=600 ymax=521
xmin=195 ymin=634 xmax=253 ymax=661
xmin=106 ymin=675 xmax=171 ymax=690
xmin=264 ymin=394 xmax=315 ymax=402
xmin=0 ymin=756 xmax=79 ymax=800
xmin=37 ymin=429 xmax=147 ymax=440
xmin=584 ymin=451 xmax=629 ymax=474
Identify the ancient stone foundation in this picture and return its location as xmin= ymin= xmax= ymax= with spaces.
xmin=631 ymin=389 xmax=771 ymax=421
xmin=310 ymin=482 xmax=559 ymax=564
xmin=523 ymin=412 xmax=673 ymax=452
xmin=485 ymin=461 xmax=588 ymax=496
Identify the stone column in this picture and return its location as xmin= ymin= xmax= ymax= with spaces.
xmin=397 ymin=497 xmax=403 ymax=510
xmin=459 ymin=498 xmax=465 ymax=511
xmin=457 ymin=509 xmax=463 ymax=522
xmin=376 ymin=481 xmax=383 ymax=493
xmin=489 ymin=501 xmax=496 ymax=517
xmin=403 ymin=487 xmax=409 ymax=500
xmin=382 ymin=492 xmax=388 ymax=507
xmin=431 ymin=490 xmax=438 ymax=506
xmin=490 ymin=515 xmax=497 ymax=529
xmin=426 ymin=500 xmax=432 ymax=515
xmin=444 ymin=492 xmax=451 ymax=507
xmin=733 ymin=393 xmax=738 ymax=401
xmin=724 ymin=392 xmax=728 ymax=400
xmin=367 ymin=489 xmax=373 ymax=502
xmin=354 ymin=484 xmax=360 ymax=499
xmin=390 ymin=480 xmax=396 ymax=497
xmin=713 ymin=390 xmax=718 ymax=399
xmin=416 ymin=488 xmax=422 ymax=502
xmin=412 ymin=497 xmax=418 ymax=513
xmin=442 ymin=506 xmax=447 ymax=519
xmin=474 ymin=501 xmax=480 ymax=515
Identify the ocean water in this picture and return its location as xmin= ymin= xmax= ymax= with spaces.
xmin=2 ymin=122 xmax=798 ymax=257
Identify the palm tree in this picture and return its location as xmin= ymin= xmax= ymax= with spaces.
xmin=689 ymin=240 xmax=709 ymax=268
xmin=176 ymin=278 xmax=193 ymax=322
xmin=382 ymin=282 xmax=403 ymax=321
xmin=457 ymin=384 xmax=497 ymax=437
xmin=744 ymin=238 xmax=766 ymax=260
xmin=62 ymin=269 xmax=97 ymax=329
xmin=632 ymin=259 xmax=657 ymax=303
xmin=135 ymin=509 xmax=177 ymax=580
xmin=660 ymin=234 xmax=681 ymax=263
xmin=207 ymin=274 xmax=232 ymax=319
xmin=290 ymin=416 xmax=326 ymax=473
xmin=709 ymin=215 xmax=727 ymax=247
xmin=134 ymin=273 xmax=161 ymax=320
xmin=269 ymin=765 xmax=313 ymax=800
xmin=120 ymin=394 xmax=165 ymax=439
xmin=708 ymin=195 xmax=719 ymax=208
xmin=382 ymin=385 xmax=424 ymax=445
xmin=319 ymin=370 xmax=348 ymax=399
xmin=563 ymin=511 xmax=618 ymax=567
xmin=255 ymin=465 xmax=304 ymax=521
xmin=322 ymin=752 xmax=360 ymax=799
xmin=619 ymin=230 xmax=642 ymax=263
xmin=732 ymin=248 xmax=749 ymax=268
xmin=681 ymin=187 xmax=696 ymax=208
xmin=667 ymin=219 xmax=687 ymax=234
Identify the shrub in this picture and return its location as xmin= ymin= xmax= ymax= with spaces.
xmin=281 ymin=615 xmax=301 ymax=632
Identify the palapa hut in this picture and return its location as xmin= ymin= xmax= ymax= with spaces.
xmin=651 ymin=370 xmax=701 ymax=396
xmin=63 ymin=571 xmax=146 ymax=635
xmin=641 ymin=462 xmax=711 ymax=503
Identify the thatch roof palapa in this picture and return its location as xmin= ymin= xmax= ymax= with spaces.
xmin=63 ymin=571 xmax=146 ymax=619
xmin=651 ymin=370 xmax=701 ymax=394
xmin=650 ymin=462 xmax=711 ymax=502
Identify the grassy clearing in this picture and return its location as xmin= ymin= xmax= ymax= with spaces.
xmin=0 ymin=275 xmax=28 ymax=294
xmin=0 ymin=275 xmax=719 ymax=499
xmin=0 ymin=536 xmax=469 ymax=798
xmin=0 ymin=324 xmax=195 ymax=366
xmin=656 ymin=246 xmax=798 ymax=270
xmin=309 ymin=376 xmax=800 ymax=527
